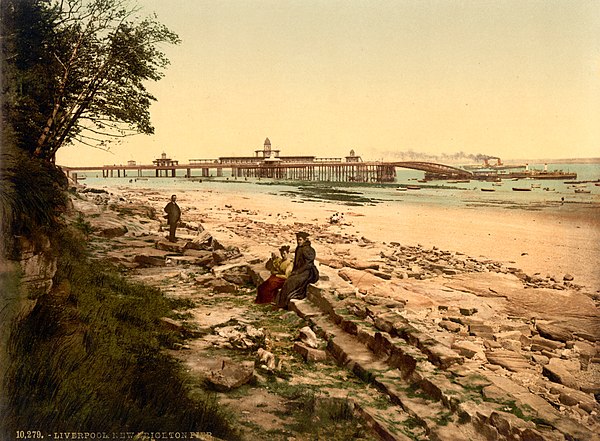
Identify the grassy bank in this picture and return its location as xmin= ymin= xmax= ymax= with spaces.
xmin=1 ymin=224 xmax=239 ymax=439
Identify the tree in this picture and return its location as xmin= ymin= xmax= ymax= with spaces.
xmin=29 ymin=0 xmax=180 ymax=161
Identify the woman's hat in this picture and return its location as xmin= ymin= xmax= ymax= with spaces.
xmin=295 ymin=231 xmax=309 ymax=239
xmin=279 ymin=245 xmax=290 ymax=252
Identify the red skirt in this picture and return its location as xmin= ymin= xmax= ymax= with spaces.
xmin=255 ymin=275 xmax=286 ymax=304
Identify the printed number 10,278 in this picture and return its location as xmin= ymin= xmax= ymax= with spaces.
xmin=16 ymin=431 xmax=44 ymax=439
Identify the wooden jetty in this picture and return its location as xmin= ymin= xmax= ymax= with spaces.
xmin=60 ymin=139 xmax=474 ymax=183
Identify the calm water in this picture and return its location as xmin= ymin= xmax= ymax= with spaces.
xmin=77 ymin=162 xmax=600 ymax=211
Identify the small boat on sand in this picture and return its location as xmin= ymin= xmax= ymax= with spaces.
xmin=406 ymin=185 xmax=421 ymax=190
xmin=574 ymin=188 xmax=591 ymax=194
xmin=512 ymin=187 xmax=532 ymax=192
xmin=481 ymin=188 xmax=495 ymax=192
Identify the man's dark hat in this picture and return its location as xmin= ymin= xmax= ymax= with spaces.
xmin=295 ymin=231 xmax=309 ymax=239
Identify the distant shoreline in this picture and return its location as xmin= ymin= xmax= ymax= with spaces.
xmin=503 ymin=157 xmax=600 ymax=165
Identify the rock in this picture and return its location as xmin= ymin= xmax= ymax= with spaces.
xmin=155 ymin=238 xmax=186 ymax=253
xmin=293 ymin=342 xmax=328 ymax=362
xmin=212 ymin=263 xmax=253 ymax=286
xmin=159 ymin=317 xmax=185 ymax=333
xmin=133 ymin=254 xmax=166 ymax=267
xmin=532 ymin=354 xmax=550 ymax=365
xmin=468 ymin=322 xmax=495 ymax=338
xmin=459 ymin=307 xmax=477 ymax=316
xmin=373 ymin=313 xmax=397 ymax=334
xmin=344 ymin=260 xmax=379 ymax=270
xmin=451 ymin=340 xmax=481 ymax=359
xmin=179 ymin=221 xmax=204 ymax=231
xmin=482 ymin=385 xmax=507 ymax=402
xmin=365 ymin=269 xmax=392 ymax=280
xmin=563 ymin=273 xmax=574 ymax=281
xmin=299 ymin=326 xmax=319 ymax=349
xmin=485 ymin=350 xmax=532 ymax=372
xmin=531 ymin=335 xmax=565 ymax=351
xmin=439 ymin=320 xmax=462 ymax=333
xmin=205 ymin=359 xmax=254 ymax=391
xmin=97 ymin=224 xmax=128 ymax=238
xmin=184 ymin=230 xmax=213 ymax=250
xmin=212 ymin=248 xmax=242 ymax=265
xmin=195 ymin=274 xmax=238 ymax=293
xmin=536 ymin=322 xmax=573 ymax=343
xmin=542 ymin=358 xmax=580 ymax=389
xmin=257 ymin=348 xmax=276 ymax=370
xmin=16 ymin=235 xmax=57 ymax=294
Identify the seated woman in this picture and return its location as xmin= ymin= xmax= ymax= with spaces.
xmin=255 ymin=245 xmax=293 ymax=304
xmin=275 ymin=232 xmax=319 ymax=309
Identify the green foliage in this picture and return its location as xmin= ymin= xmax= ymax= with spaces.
xmin=1 ymin=228 xmax=239 ymax=439
xmin=1 ymin=0 xmax=179 ymax=160
xmin=0 ymin=144 xmax=68 ymax=256
xmin=282 ymin=391 xmax=367 ymax=440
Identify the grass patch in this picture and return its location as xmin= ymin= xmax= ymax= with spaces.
xmin=1 ymin=226 xmax=239 ymax=439
xmin=282 ymin=391 xmax=368 ymax=440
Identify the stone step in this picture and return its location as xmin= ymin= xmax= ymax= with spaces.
xmin=293 ymin=284 xmax=598 ymax=441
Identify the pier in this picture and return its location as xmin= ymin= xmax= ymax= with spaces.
xmin=60 ymin=139 xmax=474 ymax=183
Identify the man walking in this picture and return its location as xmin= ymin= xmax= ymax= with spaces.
xmin=164 ymin=194 xmax=181 ymax=242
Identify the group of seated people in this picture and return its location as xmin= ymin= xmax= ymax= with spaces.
xmin=255 ymin=231 xmax=319 ymax=309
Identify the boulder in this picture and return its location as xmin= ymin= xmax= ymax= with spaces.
xmin=536 ymin=322 xmax=573 ymax=343
xmin=439 ymin=320 xmax=462 ymax=333
xmin=212 ymin=247 xmax=242 ymax=265
xmin=205 ymin=359 xmax=254 ymax=391
xmin=299 ymin=326 xmax=319 ymax=349
xmin=485 ymin=350 xmax=531 ymax=372
xmin=155 ymin=238 xmax=186 ymax=253
xmin=293 ymin=342 xmax=328 ymax=362
xmin=257 ymin=348 xmax=276 ymax=370
xmin=542 ymin=358 xmax=580 ymax=389
xmin=133 ymin=254 xmax=166 ymax=267
xmin=212 ymin=263 xmax=253 ymax=286
xmin=451 ymin=340 xmax=482 ymax=359
xmin=195 ymin=274 xmax=238 ymax=293
xmin=184 ymin=231 xmax=213 ymax=251
xmin=531 ymin=335 xmax=565 ymax=351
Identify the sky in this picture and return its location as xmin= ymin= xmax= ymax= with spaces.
xmin=56 ymin=0 xmax=600 ymax=166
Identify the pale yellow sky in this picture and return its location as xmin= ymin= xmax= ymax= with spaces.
xmin=57 ymin=0 xmax=600 ymax=166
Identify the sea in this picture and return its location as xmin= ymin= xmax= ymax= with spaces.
xmin=77 ymin=162 xmax=600 ymax=211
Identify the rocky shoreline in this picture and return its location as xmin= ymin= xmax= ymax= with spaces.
xmin=75 ymin=186 xmax=599 ymax=440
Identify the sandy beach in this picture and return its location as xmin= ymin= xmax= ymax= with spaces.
xmin=111 ymin=182 xmax=600 ymax=293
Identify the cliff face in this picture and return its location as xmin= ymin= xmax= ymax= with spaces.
xmin=0 ymin=234 xmax=57 ymax=382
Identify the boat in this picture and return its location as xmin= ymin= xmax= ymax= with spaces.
xmin=406 ymin=185 xmax=421 ymax=190
xmin=530 ymin=183 xmax=541 ymax=188
xmin=596 ymin=183 xmax=600 ymax=187
xmin=574 ymin=188 xmax=591 ymax=194
xmin=512 ymin=187 xmax=532 ymax=192
xmin=396 ymin=187 xmax=407 ymax=192
xmin=492 ymin=182 xmax=502 ymax=186
xmin=481 ymin=188 xmax=495 ymax=192
xmin=448 ymin=179 xmax=470 ymax=183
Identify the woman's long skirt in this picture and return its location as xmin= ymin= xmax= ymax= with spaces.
xmin=255 ymin=275 xmax=286 ymax=304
